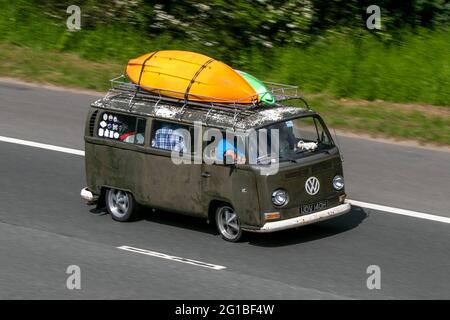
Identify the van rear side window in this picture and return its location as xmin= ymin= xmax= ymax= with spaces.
xmin=97 ymin=112 xmax=146 ymax=145
xmin=151 ymin=120 xmax=190 ymax=152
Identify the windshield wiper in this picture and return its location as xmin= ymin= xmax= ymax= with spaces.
xmin=257 ymin=154 xmax=296 ymax=164
xmin=279 ymin=155 xmax=297 ymax=163
xmin=295 ymin=149 xmax=312 ymax=154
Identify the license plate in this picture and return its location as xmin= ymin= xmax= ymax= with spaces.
xmin=300 ymin=200 xmax=328 ymax=215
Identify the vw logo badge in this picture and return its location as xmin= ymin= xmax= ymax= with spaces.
xmin=305 ymin=176 xmax=320 ymax=195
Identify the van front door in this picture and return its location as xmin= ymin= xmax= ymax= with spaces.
xmin=200 ymin=132 xmax=260 ymax=227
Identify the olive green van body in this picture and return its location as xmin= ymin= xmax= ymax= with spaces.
xmin=83 ymin=93 xmax=349 ymax=231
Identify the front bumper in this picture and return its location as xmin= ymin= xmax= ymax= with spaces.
xmin=247 ymin=201 xmax=351 ymax=233
xmin=80 ymin=187 xmax=99 ymax=205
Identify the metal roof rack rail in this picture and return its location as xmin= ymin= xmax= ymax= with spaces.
xmin=104 ymin=75 xmax=310 ymax=127
xmin=262 ymin=81 xmax=309 ymax=109
xmin=105 ymin=75 xmax=261 ymax=127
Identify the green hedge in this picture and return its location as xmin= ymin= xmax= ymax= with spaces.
xmin=0 ymin=0 xmax=448 ymax=105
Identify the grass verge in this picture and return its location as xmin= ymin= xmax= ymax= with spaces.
xmin=0 ymin=43 xmax=449 ymax=146
xmin=0 ymin=43 xmax=122 ymax=91
xmin=300 ymin=94 xmax=450 ymax=146
xmin=0 ymin=1 xmax=449 ymax=106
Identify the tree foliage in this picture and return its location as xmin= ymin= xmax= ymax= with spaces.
xmin=33 ymin=0 xmax=450 ymax=48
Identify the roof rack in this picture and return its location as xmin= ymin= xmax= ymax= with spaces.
xmin=262 ymin=81 xmax=298 ymax=100
xmin=109 ymin=75 xmax=262 ymax=106
xmin=103 ymin=75 xmax=309 ymax=128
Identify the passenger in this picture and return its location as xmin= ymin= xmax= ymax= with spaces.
xmin=216 ymin=136 xmax=246 ymax=164
xmin=152 ymin=122 xmax=187 ymax=152
xmin=122 ymin=132 xmax=144 ymax=144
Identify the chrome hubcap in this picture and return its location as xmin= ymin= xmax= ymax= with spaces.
xmin=108 ymin=189 xmax=129 ymax=218
xmin=217 ymin=206 xmax=240 ymax=239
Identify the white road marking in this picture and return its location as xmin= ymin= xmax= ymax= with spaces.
xmin=348 ymin=200 xmax=450 ymax=224
xmin=117 ymin=246 xmax=226 ymax=270
xmin=0 ymin=136 xmax=85 ymax=156
xmin=1 ymin=135 xmax=449 ymax=225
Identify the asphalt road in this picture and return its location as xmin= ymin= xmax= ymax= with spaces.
xmin=0 ymin=79 xmax=449 ymax=299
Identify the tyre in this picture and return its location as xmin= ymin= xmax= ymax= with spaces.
xmin=215 ymin=205 xmax=243 ymax=242
xmin=106 ymin=188 xmax=136 ymax=222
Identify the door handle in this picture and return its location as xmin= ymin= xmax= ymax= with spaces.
xmin=201 ymin=172 xmax=211 ymax=178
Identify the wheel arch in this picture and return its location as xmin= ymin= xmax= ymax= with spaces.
xmin=99 ymin=185 xmax=135 ymax=208
xmin=207 ymin=199 xmax=234 ymax=224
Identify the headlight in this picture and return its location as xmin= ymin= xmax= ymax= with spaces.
xmin=333 ymin=175 xmax=344 ymax=190
xmin=272 ymin=189 xmax=288 ymax=206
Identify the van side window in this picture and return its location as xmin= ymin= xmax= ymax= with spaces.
xmin=151 ymin=120 xmax=189 ymax=153
xmin=204 ymin=131 xmax=246 ymax=163
xmin=97 ymin=112 xmax=146 ymax=145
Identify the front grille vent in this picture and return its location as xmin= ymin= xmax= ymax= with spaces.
xmin=89 ymin=110 xmax=98 ymax=136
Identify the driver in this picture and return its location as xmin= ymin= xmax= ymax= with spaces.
xmin=274 ymin=121 xmax=296 ymax=157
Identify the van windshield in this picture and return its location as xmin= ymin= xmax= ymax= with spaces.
xmin=249 ymin=115 xmax=334 ymax=164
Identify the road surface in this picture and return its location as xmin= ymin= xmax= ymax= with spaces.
xmin=0 ymin=79 xmax=449 ymax=299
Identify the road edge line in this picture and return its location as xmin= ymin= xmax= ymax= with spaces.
xmin=1 ymin=135 xmax=448 ymax=225
xmin=0 ymin=135 xmax=85 ymax=156
xmin=348 ymin=199 xmax=450 ymax=224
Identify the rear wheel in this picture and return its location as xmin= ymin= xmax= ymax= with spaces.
xmin=215 ymin=205 xmax=243 ymax=242
xmin=106 ymin=188 xmax=136 ymax=222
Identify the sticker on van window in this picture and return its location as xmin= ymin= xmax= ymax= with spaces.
xmin=98 ymin=112 xmax=146 ymax=144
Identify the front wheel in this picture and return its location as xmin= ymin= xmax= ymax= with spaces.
xmin=106 ymin=188 xmax=136 ymax=222
xmin=215 ymin=205 xmax=243 ymax=242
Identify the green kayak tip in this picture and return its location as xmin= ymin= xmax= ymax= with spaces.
xmin=237 ymin=70 xmax=275 ymax=105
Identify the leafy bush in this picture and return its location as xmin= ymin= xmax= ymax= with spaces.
xmin=0 ymin=0 xmax=449 ymax=105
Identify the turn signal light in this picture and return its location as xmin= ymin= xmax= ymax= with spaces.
xmin=339 ymin=194 xmax=347 ymax=203
xmin=265 ymin=212 xmax=281 ymax=220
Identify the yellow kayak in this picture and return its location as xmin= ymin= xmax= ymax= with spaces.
xmin=126 ymin=50 xmax=258 ymax=104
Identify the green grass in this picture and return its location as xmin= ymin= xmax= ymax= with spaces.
xmin=0 ymin=1 xmax=448 ymax=145
xmin=300 ymin=94 xmax=450 ymax=145
xmin=0 ymin=43 xmax=121 ymax=90
xmin=270 ymin=30 xmax=450 ymax=106
xmin=0 ymin=43 xmax=448 ymax=146
xmin=0 ymin=1 xmax=449 ymax=106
